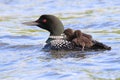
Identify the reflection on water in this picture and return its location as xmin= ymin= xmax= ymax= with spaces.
xmin=0 ymin=0 xmax=120 ymax=80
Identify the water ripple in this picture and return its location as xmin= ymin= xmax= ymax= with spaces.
xmin=0 ymin=0 xmax=120 ymax=80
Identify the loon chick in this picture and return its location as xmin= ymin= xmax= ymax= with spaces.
xmin=72 ymin=30 xmax=93 ymax=51
xmin=64 ymin=28 xmax=74 ymax=41
xmin=23 ymin=14 xmax=111 ymax=51
xmin=64 ymin=28 xmax=93 ymax=41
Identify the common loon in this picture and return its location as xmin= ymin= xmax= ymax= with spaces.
xmin=23 ymin=14 xmax=111 ymax=51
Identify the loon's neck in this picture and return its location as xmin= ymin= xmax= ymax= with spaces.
xmin=46 ymin=27 xmax=64 ymax=43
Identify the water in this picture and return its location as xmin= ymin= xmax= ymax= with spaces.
xmin=0 ymin=0 xmax=120 ymax=80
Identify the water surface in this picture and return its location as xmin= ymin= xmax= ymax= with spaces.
xmin=0 ymin=0 xmax=120 ymax=80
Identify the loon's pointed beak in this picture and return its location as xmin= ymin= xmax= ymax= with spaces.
xmin=23 ymin=21 xmax=39 ymax=26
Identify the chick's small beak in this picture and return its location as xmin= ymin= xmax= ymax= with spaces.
xmin=23 ymin=21 xmax=39 ymax=26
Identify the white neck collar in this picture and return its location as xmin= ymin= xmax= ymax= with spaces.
xmin=49 ymin=34 xmax=65 ymax=39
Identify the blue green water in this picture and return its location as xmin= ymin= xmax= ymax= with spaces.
xmin=0 ymin=0 xmax=120 ymax=80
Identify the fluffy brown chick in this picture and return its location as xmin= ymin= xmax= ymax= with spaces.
xmin=64 ymin=28 xmax=74 ymax=41
xmin=72 ymin=30 xmax=93 ymax=51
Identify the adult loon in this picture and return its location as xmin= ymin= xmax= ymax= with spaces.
xmin=24 ymin=14 xmax=111 ymax=51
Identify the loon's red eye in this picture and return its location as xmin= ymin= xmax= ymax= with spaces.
xmin=42 ymin=19 xmax=47 ymax=23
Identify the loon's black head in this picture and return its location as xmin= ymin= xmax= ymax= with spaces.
xmin=24 ymin=15 xmax=64 ymax=36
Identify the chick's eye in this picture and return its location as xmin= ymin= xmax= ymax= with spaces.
xmin=42 ymin=19 xmax=47 ymax=23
